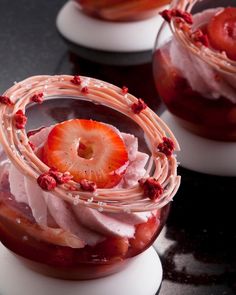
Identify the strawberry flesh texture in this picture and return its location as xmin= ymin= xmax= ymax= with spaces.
xmin=43 ymin=119 xmax=128 ymax=188
xmin=207 ymin=7 xmax=236 ymax=61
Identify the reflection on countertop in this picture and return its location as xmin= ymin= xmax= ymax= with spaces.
xmin=155 ymin=167 xmax=236 ymax=295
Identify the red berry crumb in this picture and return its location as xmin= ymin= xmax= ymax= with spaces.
xmin=0 ymin=95 xmax=13 ymax=106
xmin=68 ymin=185 xmax=77 ymax=191
xmin=175 ymin=9 xmax=193 ymax=25
xmin=139 ymin=178 xmax=163 ymax=201
xmin=175 ymin=18 xmax=191 ymax=33
xmin=80 ymin=179 xmax=97 ymax=192
xmin=157 ymin=137 xmax=175 ymax=157
xmin=70 ymin=75 xmax=81 ymax=85
xmin=14 ymin=110 xmax=27 ymax=129
xmin=190 ymin=29 xmax=209 ymax=47
xmin=37 ymin=173 xmax=57 ymax=191
xmin=81 ymin=86 xmax=89 ymax=94
xmin=131 ymin=99 xmax=147 ymax=114
xmin=122 ymin=86 xmax=129 ymax=94
xmin=160 ymin=9 xmax=173 ymax=22
xmin=30 ymin=93 xmax=44 ymax=104
xmin=49 ymin=168 xmax=73 ymax=184
xmin=160 ymin=9 xmax=193 ymax=25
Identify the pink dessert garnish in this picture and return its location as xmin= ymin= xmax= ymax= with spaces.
xmin=0 ymin=96 xmax=13 ymax=106
xmin=37 ymin=173 xmax=57 ymax=191
xmin=81 ymin=86 xmax=89 ymax=94
xmin=158 ymin=137 xmax=175 ymax=157
xmin=139 ymin=178 xmax=163 ymax=201
xmin=131 ymin=98 xmax=147 ymax=114
xmin=80 ymin=179 xmax=97 ymax=192
xmin=30 ymin=93 xmax=44 ymax=104
xmin=14 ymin=110 xmax=27 ymax=129
xmin=160 ymin=8 xmax=193 ymax=24
xmin=48 ymin=168 xmax=73 ymax=185
xmin=122 ymin=86 xmax=129 ymax=94
xmin=190 ymin=29 xmax=209 ymax=47
xmin=70 ymin=75 xmax=81 ymax=85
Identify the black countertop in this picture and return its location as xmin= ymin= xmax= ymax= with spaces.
xmin=0 ymin=0 xmax=69 ymax=91
xmin=0 ymin=0 xmax=235 ymax=294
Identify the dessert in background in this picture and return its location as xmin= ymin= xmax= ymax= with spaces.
xmin=154 ymin=1 xmax=236 ymax=140
xmin=76 ymin=0 xmax=170 ymax=21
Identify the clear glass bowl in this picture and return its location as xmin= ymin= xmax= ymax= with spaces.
xmin=75 ymin=0 xmax=170 ymax=22
xmin=153 ymin=0 xmax=236 ymax=141
xmin=0 ymin=75 xmax=179 ymax=280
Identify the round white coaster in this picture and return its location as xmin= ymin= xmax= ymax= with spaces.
xmin=0 ymin=243 xmax=162 ymax=295
xmin=56 ymin=0 xmax=168 ymax=52
xmin=161 ymin=111 xmax=236 ymax=176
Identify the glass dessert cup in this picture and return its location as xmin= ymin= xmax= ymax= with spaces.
xmin=0 ymin=75 xmax=180 ymax=280
xmin=75 ymin=0 xmax=170 ymax=22
xmin=153 ymin=0 xmax=236 ymax=141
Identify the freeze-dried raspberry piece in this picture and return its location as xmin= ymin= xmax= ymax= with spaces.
xmin=139 ymin=178 xmax=163 ymax=201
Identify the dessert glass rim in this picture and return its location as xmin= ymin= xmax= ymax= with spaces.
xmin=163 ymin=0 xmax=236 ymax=75
xmin=0 ymin=75 xmax=180 ymax=214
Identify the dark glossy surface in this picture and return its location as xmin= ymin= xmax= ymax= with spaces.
xmin=0 ymin=0 xmax=235 ymax=294
xmin=157 ymin=167 xmax=236 ymax=295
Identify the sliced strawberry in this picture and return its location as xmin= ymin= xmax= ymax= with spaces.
xmin=130 ymin=216 xmax=160 ymax=251
xmin=43 ymin=119 xmax=128 ymax=188
xmin=207 ymin=7 xmax=236 ymax=60
xmin=93 ymin=237 xmax=129 ymax=259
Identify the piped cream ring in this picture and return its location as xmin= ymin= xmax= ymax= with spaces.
xmin=0 ymin=75 xmax=180 ymax=213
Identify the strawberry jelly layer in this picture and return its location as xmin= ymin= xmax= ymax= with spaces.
xmin=154 ymin=45 xmax=236 ymax=140
xmin=0 ymin=186 xmax=164 ymax=269
xmin=5 ymin=126 xmax=153 ymax=248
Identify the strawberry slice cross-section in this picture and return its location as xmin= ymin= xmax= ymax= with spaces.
xmin=207 ymin=7 xmax=236 ymax=61
xmin=43 ymin=119 xmax=129 ymax=188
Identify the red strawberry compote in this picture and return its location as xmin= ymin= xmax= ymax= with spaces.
xmin=153 ymin=0 xmax=236 ymax=141
xmin=0 ymin=75 xmax=180 ymax=280
xmin=75 ymin=0 xmax=170 ymax=22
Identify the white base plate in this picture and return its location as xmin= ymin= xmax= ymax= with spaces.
xmin=56 ymin=1 xmax=167 ymax=52
xmin=0 ymin=243 xmax=162 ymax=295
xmin=162 ymin=111 xmax=236 ymax=176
